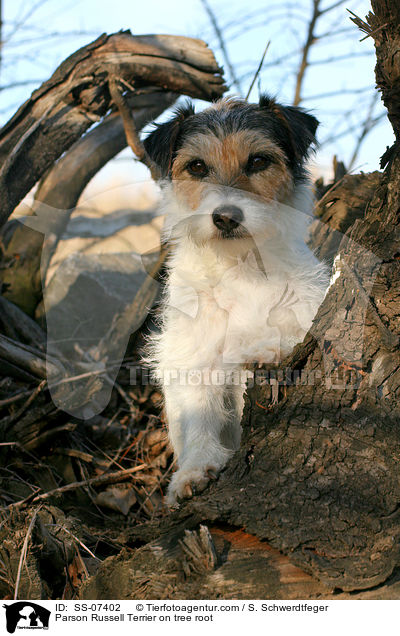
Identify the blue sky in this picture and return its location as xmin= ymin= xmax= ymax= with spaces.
xmin=1 ymin=0 xmax=394 ymax=184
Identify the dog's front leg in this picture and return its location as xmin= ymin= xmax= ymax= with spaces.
xmin=163 ymin=379 xmax=234 ymax=506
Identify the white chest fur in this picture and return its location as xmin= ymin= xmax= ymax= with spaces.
xmin=158 ymin=240 xmax=326 ymax=371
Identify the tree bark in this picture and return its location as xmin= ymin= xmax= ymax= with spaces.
xmin=120 ymin=0 xmax=400 ymax=594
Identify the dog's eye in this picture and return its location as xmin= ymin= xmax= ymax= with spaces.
xmin=186 ymin=159 xmax=208 ymax=178
xmin=247 ymin=155 xmax=272 ymax=173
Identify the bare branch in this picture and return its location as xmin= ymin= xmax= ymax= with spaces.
xmin=220 ymin=4 xmax=306 ymax=33
xmin=7 ymin=465 xmax=150 ymax=510
xmin=245 ymin=41 xmax=270 ymax=101
xmin=108 ymin=76 xmax=161 ymax=181
xmin=319 ymin=0 xmax=348 ymax=15
xmin=225 ymin=13 xmax=307 ymax=43
xmin=14 ymin=509 xmax=39 ymax=599
xmin=315 ymin=26 xmax=358 ymax=39
xmin=293 ymin=0 xmax=321 ymax=105
xmin=3 ymin=29 xmax=100 ymax=48
xmin=2 ymin=0 xmax=51 ymax=45
xmin=200 ymin=0 xmax=243 ymax=95
xmin=0 ymin=79 xmax=43 ymax=92
xmin=359 ymin=22 xmax=388 ymax=42
xmin=348 ymin=93 xmax=381 ymax=169
xmin=302 ymin=86 xmax=374 ymax=101
xmin=321 ymin=112 xmax=386 ymax=146
xmin=308 ymin=51 xmax=374 ymax=65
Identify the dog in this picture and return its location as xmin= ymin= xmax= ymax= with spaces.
xmin=143 ymin=95 xmax=329 ymax=506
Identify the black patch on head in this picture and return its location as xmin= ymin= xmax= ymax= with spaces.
xmin=143 ymin=102 xmax=195 ymax=178
xmin=144 ymin=94 xmax=319 ymax=182
xmin=258 ymin=94 xmax=319 ymax=180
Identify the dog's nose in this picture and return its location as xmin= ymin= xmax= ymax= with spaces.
xmin=212 ymin=205 xmax=243 ymax=232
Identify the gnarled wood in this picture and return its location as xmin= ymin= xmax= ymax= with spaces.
xmin=0 ymin=32 xmax=226 ymax=227
xmin=0 ymin=90 xmax=176 ymax=315
xmin=118 ymin=0 xmax=400 ymax=595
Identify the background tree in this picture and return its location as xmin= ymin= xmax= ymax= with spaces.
xmin=200 ymin=0 xmax=390 ymax=172
xmin=0 ymin=0 xmax=393 ymax=174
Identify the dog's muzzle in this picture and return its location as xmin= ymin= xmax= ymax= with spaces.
xmin=212 ymin=205 xmax=243 ymax=235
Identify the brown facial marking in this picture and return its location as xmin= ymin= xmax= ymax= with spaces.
xmin=171 ymin=128 xmax=293 ymax=209
xmin=172 ymin=179 xmax=206 ymax=210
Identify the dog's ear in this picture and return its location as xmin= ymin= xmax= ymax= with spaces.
xmin=143 ymin=102 xmax=195 ymax=178
xmin=259 ymin=94 xmax=319 ymax=164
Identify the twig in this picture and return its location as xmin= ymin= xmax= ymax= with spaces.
xmin=359 ymin=23 xmax=388 ymax=42
xmin=86 ymin=418 xmax=128 ymax=472
xmin=245 ymin=41 xmax=270 ymax=101
xmin=0 ymin=79 xmax=44 ymax=92
xmin=0 ymin=358 xmax=144 ymax=419
xmin=303 ymin=86 xmax=374 ymax=102
xmin=73 ymin=342 xmax=135 ymax=417
xmin=14 ymin=509 xmax=40 ymax=600
xmin=0 ymin=440 xmax=46 ymax=464
xmin=136 ymin=461 xmax=175 ymax=518
xmin=49 ymin=524 xmax=101 ymax=561
xmin=320 ymin=0 xmax=347 ymax=15
xmin=3 ymin=0 xmax=51 ymax=45
xmin=6 ymin=379 xmax=47 ymax=425
xmin=120 ymin=437 xmax=141 ymax=461
xmin=200 ymin=0 xmax=243 ymax=95
xmin=321 ymin=112 xmax=385 ymax=146
xmin=108 ymin=75 xmax=161 ymax=180
xmin=308 ymin=51 xmax=373 ymax=66
xmin=0 ymin=389 xmax=37 ymax=408
xmin=6 ymin=464 xmax=149 ymax=510
xmin=54 ymin=448 xmax=94 ymax=463
xmin=348 ymin=93 xmax=380 ymax=170
xmin=293 ymin=0 xmax=321 ymax=105
xmin=346 ymin=9 xmax=372 ymax=36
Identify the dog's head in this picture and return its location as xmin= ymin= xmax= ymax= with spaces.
xmin=144 ymin=95 xmax=318 ymax=250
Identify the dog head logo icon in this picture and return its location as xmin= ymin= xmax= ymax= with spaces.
xmin=3 ymin=602 xmax=50 ymax=634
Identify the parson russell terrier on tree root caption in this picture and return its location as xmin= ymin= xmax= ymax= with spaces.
xmin=143 ymin=95 xmax=329 ymax=506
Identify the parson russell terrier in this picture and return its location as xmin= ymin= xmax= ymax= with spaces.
xmin=143 ymin=95 xmax=329 ymax=506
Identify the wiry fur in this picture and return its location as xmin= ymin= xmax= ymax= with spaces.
xmin=143 ymin=95 xmax=329 ymax=505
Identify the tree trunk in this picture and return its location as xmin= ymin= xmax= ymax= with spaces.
xmin=118 ymin=0 xmax=400 ymax=595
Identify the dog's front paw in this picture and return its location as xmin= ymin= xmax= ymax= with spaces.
xmin=166 ymin=465 xmax=219 ymax=507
